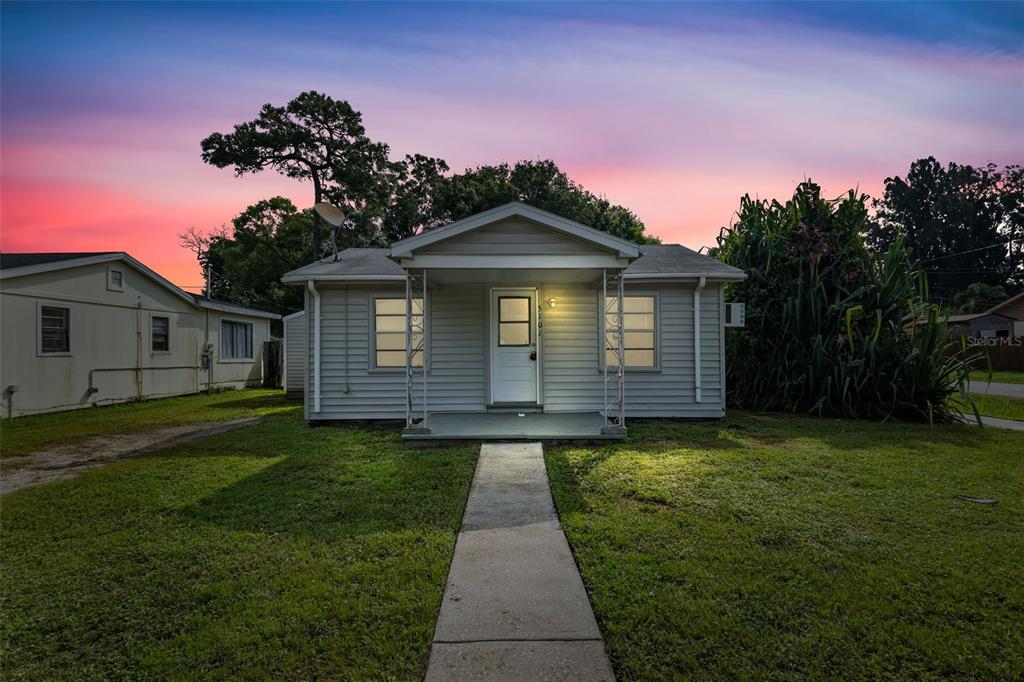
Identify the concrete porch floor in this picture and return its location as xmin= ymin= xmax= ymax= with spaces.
xmin=401 ymin=411 xmax=626 ymax=443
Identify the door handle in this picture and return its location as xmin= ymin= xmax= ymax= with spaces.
xmin=529 ymin=351 xmax=537 ymax=361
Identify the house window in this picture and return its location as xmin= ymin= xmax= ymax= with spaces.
xmin=605 ymin=296 xmax=656 ymax=368
xmin=221 ymin=320 xmax=253 ymax=360
xmin=498 ymin=297 xmax=531 ymax=346
xmin=152 ymin=316 xmax=170 ymax=352
xmin=40 ymin=306 xmax=70 ymax=353
xmin=374 ymin=297 xmax=423 ymax=368
xmin=107 ymin=267 xmax=124 ymax=291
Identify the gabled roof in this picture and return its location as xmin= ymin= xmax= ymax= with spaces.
xmin=282 ymin=245 xmax=744 ymax=282
xmin=0 ymin=252 xmax=120 ymax=269
xmin=1 ymin=251 xmax=279 ymax=319
xmin=389 ymin=202 xmax=641 ymax=258
xmin=624 ymin=245 xmax=744 ymax=281
xmin=281 ymin=248 xmax=407 ymax=283
xmin=984 ymin=291 xmax=1024 ymax=319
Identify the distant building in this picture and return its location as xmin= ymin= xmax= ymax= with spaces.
xmin=0 ymin=252 xmax=279 ymax=418
xmin=948 ymin=291 xmax=1024 ymax=338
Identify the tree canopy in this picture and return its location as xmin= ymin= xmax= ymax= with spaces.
xmin=865 ymin=157 xmax=1024 ymax=302
xmin=428 ymin=160 xmax=657 ymax=244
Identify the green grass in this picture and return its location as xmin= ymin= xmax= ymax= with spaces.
xmin=970 ymin=394 xmax=1024 ymax=421
xmin=0 ymin=411 xmax=478 ymax=680
xmin=547 ymin=414 xmax=1024 ymax=680
xmin=969 ymin=370 xmax=1024 ymax=385
xmin=0 ymin=389 xmax=293 ymax=457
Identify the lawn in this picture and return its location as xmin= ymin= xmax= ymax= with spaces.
xmin=969 ymin=394 xmax=1024 ymax=422
xmin=0 ymin=410 xmax=478 ymax=679
xmin=969 ymin=369 xmax=1024 ymax=385
xmin=547 ymin=414 xmax=1024 ymax=680
xmin=0 ymin=389 xmax=293 ymax=457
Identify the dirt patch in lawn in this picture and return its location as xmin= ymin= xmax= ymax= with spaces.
xmin=0 ymin=418 xmax=260 ymax=495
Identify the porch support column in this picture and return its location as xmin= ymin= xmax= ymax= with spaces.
xmin=405 ymin=268 xmax=429 ymax=434
xmin=601 ymin=268 xmax=627 ymax=436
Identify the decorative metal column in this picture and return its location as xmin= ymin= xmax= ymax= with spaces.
xmin=405 ymin=268 xmax=428 ymax=431
xmin=602 ymin=268 xmax=626 ymax=434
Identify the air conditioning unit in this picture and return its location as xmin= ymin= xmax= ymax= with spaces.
xmin=725 ymin=302 xmax=745 ymax=328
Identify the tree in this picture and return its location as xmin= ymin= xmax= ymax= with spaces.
xmin=427 ymin=160 xmax=658 ymax=244
xmin=865 ymin=157 xmax=1024 ymax=302
xmin=200 ymin=91 xmax=447 ymax=257
xmin=717 ymin=181 xmax=975 ymax=421
xmin=951 ymin=282 xmax=1007 ymax=314
xmin=179 ymin=198 xmax=314 ymax=314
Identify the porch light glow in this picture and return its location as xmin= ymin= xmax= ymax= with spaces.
xmin=547 ymin=297 xmax=557 ymax=308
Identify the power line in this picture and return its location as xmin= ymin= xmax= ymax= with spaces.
xmin=920 ymin=241 xmax=1010 ymax=263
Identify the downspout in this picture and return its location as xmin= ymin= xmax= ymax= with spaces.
xmin=694 ymin=277 xmax=706 ymax=403
xmin=307 ymin=280 xmax=321 ymax=413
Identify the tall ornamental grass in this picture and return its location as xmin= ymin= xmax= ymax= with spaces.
xmin=715 ymin=182 xmax=976 ymax=422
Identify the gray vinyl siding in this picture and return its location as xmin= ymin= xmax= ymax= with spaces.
xmin=307 ymin=283 xmax=486 ymax=421
xmin=308 ymin=281 xmax=725 ymax=421
xmin=539 ymin=282 xmax=724 ymax=418
xmin=420 ymin=218 xmax=613 ymax=255
xmin=283 ymin=312 xmax=306 ymax=398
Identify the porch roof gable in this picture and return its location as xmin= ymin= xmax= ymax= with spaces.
xmin=389 ymin=202 xmax=641 ymax=259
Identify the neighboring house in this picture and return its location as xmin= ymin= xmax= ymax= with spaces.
xmin=281 ymin=202 xmax=745 ymax=441
xmin=948 ymin=291 xmax=1024 ymax=338
xmin=282 ymin=310 xmax=306 ymax=400
xmin=0 ymin=252 xmax=278 ymax=418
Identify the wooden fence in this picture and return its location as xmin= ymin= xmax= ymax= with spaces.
xmin=963 ymin=339 xmax=1024 ymax=372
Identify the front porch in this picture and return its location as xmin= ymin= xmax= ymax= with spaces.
xmin=401 ymin=411 xmax=626 ymax=444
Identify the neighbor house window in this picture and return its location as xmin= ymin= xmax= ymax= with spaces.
xmin=152 ymin=316 xmax=170 ymax=352
xmin=374 ymin=297 xmax=423 ymax=368
xmin=107 ymin=267 xmax=124 ymax=291
xmin=40 ymin=306 xmax=70 ymax=353
xmin=605 ymin=296 xmax=656 ymax=368
xmin=221 ymin=320 xmax=253 ymax=360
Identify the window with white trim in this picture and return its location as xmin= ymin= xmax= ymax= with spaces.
xmin=374 ymin=297 xmax=423 ymax=368
xmin=605 ymin=296 xmax=656 ymax=368
xmin=152 ymin=316 xmax=170 ymax=352
xmin=40 ymin=306 xmax=70 ymax=353
xmin=107 ymin=267 xmax=124 ymax=291
xmin=221 ymin=320 xmax=253 ymax=360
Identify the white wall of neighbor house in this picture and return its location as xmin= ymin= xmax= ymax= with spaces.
xmin=304 ymin=279 xmax=726 ymax=421
xmin=0 ymin=262 xmax=270 ymax=418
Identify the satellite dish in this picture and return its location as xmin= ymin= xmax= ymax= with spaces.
xmin=314 ymin=202 xmax=346 ymax=227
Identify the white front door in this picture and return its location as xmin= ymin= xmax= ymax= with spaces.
xmin=490 ymin=288 xmax=539 ymax=404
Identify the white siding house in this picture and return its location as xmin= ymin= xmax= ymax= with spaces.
xmin=0 ymin=252 xmax=278 ymax=418
xmin=282 ymin=203 xmax=745 ymax=442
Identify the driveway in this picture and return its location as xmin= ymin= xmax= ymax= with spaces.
xmin=0 ymin=417 xmax=259 ymax=495
xmin=967 ymin=382 xmax=1024 ymax=398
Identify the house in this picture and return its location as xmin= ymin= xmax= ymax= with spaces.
xmin=0 ymin=252 xmax=278 ymax=418
xmin=282 ymin=310 xmax=306 ymax=399
xmin=281 ymin=202 xmax=744 ymax=441
xmin=948 ymin=291 xmax=1024 ymax=338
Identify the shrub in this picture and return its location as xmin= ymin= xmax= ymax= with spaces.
xmin=715 ymin=182 xmax=976 ymax=422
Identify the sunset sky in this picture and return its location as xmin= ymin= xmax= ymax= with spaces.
xmin=2 ymin=1 xmax=1022 ymax=290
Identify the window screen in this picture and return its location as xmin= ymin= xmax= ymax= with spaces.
xmin=221 ymin=320 xmax=253 ymax=359
xmin=498 ymin=297 xmax=531 ymax=346
xmin=40 ymin=306 xmax=70 ymax=353
xmin=375 ymin=298 xmax=423 ymax=367
xmin=605 ymin=296 xmax=655 ymax=367
xmin=152 ymin=316 xmax=169 ymax=352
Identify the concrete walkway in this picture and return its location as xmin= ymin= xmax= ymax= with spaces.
xmin=979 ymin=415 xmax=1024 ymax=431
xmin=425 ymin=443 xmax=614 ymax=681
xmin=0 ymin=417 xmax=260 ymax=495
xmin=968 ymin=381 xmax=1024 ymax=399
